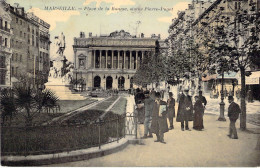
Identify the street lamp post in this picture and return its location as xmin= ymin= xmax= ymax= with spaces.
xmin=218 ymin=70 xmax=226 ymax=121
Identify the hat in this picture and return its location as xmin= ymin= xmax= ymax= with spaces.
xmin=144 ymin=90 xmax=149 ymax=94
xmin=184 ymin=87 xmax=189 ymax=92
xmin=228 ymin=96 xmax=234 ymax=100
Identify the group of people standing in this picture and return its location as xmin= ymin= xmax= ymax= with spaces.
xmin=135 ymin=87 xmax=241 ymax=144
xmin=135 ymin=88 xmax=207 ymax=144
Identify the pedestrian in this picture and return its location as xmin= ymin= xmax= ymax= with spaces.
xmin=176 ymin=88 xmax=193 ymax=131
xmin=236 ymin=88 xmax=241 ymax=100
xmin=247 ymin=89 xmax=253 ymax=103
xmin=167 ymin=92 xmax=175 ymax=130
xmin=141 ymin=90 xmax=154 ymax=139
xmin=224 ymin=88 xmax=228 ymax=99
xmin=227 ymin=96 xmax=241 ymax=139
xmin=134 ymin=88 xmax=145 ymax=124
xmin=198 ymin=90 xmax=207 ymax=107
xmin=151 ymin=92 xmax=168 ymax=144
xmin=193 ymin=96 xmax=204 ymax=130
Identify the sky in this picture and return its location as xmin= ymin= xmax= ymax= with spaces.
xmin=6 ymin=0 xmax=193 ymax=62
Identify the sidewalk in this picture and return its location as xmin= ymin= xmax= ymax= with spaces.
xmin=49 ymin=111 xmax=260 ymax=167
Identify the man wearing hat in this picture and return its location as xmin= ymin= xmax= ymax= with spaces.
xmin=167 ymin=92 xmax=175 ymax=130
xmin=176 ymin=88 xmax=193 ymax=131
xmin=227 ymin=96 xmax=241 ymax=139
xmin=141 ymin=90 xmax=154 ymax=139
xmin=151 ymin=92 xmax=168 ymax=143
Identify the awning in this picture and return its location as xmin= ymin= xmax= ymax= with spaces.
xmin=202 ymin=74 xmax=217 ymax=81
xmin=11 ymin=77 xmax=19 ymax=82
xmin=217 ymin=71 xmax=237 ymax=79
xmin=237 ymin=71 xmax=260 ymax=85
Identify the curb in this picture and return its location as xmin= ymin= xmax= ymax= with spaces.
xmin=1 ymin=136 xmax=139 ymax=166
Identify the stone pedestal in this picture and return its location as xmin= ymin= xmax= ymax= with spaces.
xmin=45 ymin=77 xmax=86 ymax=100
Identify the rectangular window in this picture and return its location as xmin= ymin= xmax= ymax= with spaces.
xmin=0 ymin=36 xmax=2 ymax=45
xmin=16 ymin=67 xmax=18 ymax=77
xmin=0 ymin=56 xmax=6 ymax=84
xmin=16 ymin=53 xmax=18 ymax=61
xmin=11 ymin=66 xmax=14 ymax=76
xmin=20 ymin=55 xmax=22 ymax=62
xmin=32 ymin=35 xmax=34 ymax=46
xmin=0 ymin=69 xmax=6 ymax=84
xmin=0 ymin=56 xmax=5 ymax=68
xmin=11 ymin=54 xmax=14 ymax=61
xmin=4 ymin=21 xmax=7 ymax=30
xmin=28 ymin=26 xmax=30 ymax=32
xmin=16 ymin=18 xmax=18 ymax=23
xmin=20 ymin=31 xmax=22 ymax=37
xmin=20 ymin=20 xmax=22 ymax=25
xmin=0 ymin=19 xmax=2 ymax=29
xmin=24 ymin=33 xmax=26 ymax=38
xmin=5 ymin=38 xmax=7 ymax=47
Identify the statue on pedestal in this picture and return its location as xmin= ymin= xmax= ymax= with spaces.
xmin=47 ymin=32 xmax=73 ymax=84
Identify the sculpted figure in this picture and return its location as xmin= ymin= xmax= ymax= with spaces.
xmin=55 ymin=32 xmax=66 ymax=56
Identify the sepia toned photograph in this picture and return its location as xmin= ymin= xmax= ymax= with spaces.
xmin=0 ymin=0 xmax=259 ymax=166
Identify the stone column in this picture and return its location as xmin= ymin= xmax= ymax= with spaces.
xmin=123 ymin=51 xmax=126 ymax=69
xmin=130 ymin=51 xmax=132 ymax=69
xmin=99 ymin=50 xmax=101 ymax=68
xmin=135 ymin=51 xmax=138 ymax=69
xmin=112 ymin=50 xmax=114 ymax=69
xmin=105 ymin=50 xmax=108 ymax=69
xmin=117 ymin=51 xmax=120 ymax=69
xmin=93 ymin=50 xmax=96 ymax=68
xmin=74 ymin=49 xmax=77 ymax=69
xmin=141 ymin=51 xmax=144 ymax=64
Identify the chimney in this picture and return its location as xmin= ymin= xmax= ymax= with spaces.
xmin=141 ymin=33 xmax=144 ymax=38
xmin=89 ymin=32 xmax=92 ymax=37
xmin=158 ymin=34 xmax=161 ymax=39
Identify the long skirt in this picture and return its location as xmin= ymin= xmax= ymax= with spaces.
xmin=193 ymin=111 xmax=204 ymax=130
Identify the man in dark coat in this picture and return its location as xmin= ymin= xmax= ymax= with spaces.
xmin=151 ymin=92 xmax=168 ymax=144
xmin=167 ymin=92 xmax=175 ymax=130
xmin=134 ymin=88 xmax=145 ymax=124
xmin=227 ymin=96 xmax=241 ymax=139
xmin=198 ymin=91 xmax=207 ymax=107
xmin=193 ymin=96 xmax=204 ymax=130
xmin=141 ymin=90 xmax=154 ymax=139
xmin=176 ymin=88 xmax=193 ymax=131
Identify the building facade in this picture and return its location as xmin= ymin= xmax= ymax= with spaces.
xmin=8 ymin=3 xmax=50 ymax=87
xmin=0 ymin=0 xmax=12 ymax=88
xmin=73 ymin=30 xmax=160 ymax=90
xmin=167 ymin=0 xmax=260 ymax=100
xmin=27 ymin=12 xmax=51 ymax=85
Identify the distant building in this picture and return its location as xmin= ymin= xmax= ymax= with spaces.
xmin=0 ymin=0 xmax=12 ymax=89
xmin=73 ymin=30 xmax=161 ymax=90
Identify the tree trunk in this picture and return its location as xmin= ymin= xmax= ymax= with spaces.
xmin=240 ymin=67 xmax=246 ymax=130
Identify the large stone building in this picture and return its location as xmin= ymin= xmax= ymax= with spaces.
xmin=0 ymin=0 xmax=12 ymax=89
xmin=8 ymin=3 xmax=50 ymax=87
xmin=73 ymin=30 xmax=160 ymax=90
xmin=27 ymin=12 xmax=51 ymax=85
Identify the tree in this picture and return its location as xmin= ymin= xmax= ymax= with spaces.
xmin=133 ymin=40 xmax=166 ymax=88
xmin=0 ymin=75 xmax=59 ymax=126
xmin=204 ymin=0 xmax=260 ymax=129
xmin=0 ymin=89 xmax=17 ymax=125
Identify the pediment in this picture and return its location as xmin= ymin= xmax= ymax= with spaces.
xmin=78 ymin=54 xmax=86 ymax=58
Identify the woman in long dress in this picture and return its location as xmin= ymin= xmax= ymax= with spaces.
xmin=193 ymin=96 xmax=204 ymax=130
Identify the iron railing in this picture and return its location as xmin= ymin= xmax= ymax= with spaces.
xmin=1 ymin=112 xmax=137 ymax=156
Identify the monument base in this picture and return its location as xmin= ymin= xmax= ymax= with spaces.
xmin=45 ymin=77 xmax=86 ymax=100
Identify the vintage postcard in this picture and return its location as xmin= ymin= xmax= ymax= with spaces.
xmin=0 ymin=0 xmax=260 ymax=166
